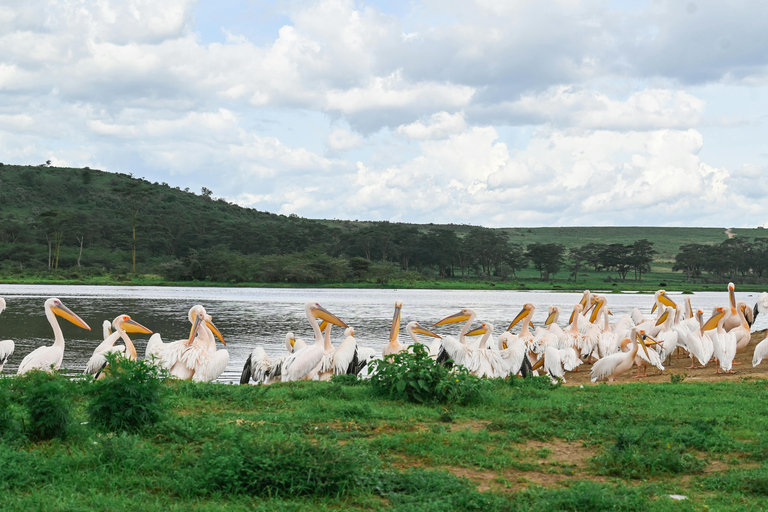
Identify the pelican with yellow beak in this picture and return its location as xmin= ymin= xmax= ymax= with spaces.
xmin=17 ymin=298 xmax=91 ymax=374
xmin=282 ymin=302 xmax=349 ymax=382
xmin=590 ymin=328 xmax=652 ymax=383
xmin=240 ymin=332 xmax=306 ymax=385
xmin=432 ymin=308 xmax=478 ymax=367
xmin=383 ymin=302 xmax=442 ymax=358
xmin=85 ymin=315 xmax=153 ymax=378
xmin=704 ymin=306 xmax=738 ymax=374
xmin=145 ymin=304 xmax=224 ymax=379
xmin=181 ymin=307 xmax=229 ymax=382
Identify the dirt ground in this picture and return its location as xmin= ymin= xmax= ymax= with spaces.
xmin=562 ymin=329 xmax=768 ymax=386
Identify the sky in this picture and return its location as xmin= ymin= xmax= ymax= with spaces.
xmin=1 ymin=0 xmax=767 ymax=228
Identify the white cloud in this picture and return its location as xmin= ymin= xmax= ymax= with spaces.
xmin=327 ymin=128 xmax=363 ymax=151
xmin=396 ymin=111 xmax=467 ymax=140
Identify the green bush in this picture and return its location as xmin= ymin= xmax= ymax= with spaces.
xmin=187 ymin=434 xmax=374 ymax=498
xmin=87 ymin=354 xmax=166 ymax=432
xmin=700 ymin=466 xmax=768 ymax=496
xmin=18 ymin=370 xmax=72 ymax=441
xmin=369 ymin=344 xmax=489 ymax=405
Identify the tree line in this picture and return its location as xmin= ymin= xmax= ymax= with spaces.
xmin=0 ymin=164 xmax=762 ymax=285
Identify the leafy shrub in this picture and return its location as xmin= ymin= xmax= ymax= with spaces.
xmin=509 ymin=374 xmax=561 ymax=390
xmin=87 ymin=354 xmax=166 ymax=432
xmin=0 ymin=382 xmax=15 ymax=436
xmin=591 ymin=428 xmax=706 ymax=478
xmin=187 ymin=434 xmax=374 ymax=498
xmin=18 ymin=370 xmax=72 ymax=441
xmin=369 ymin=344 xmax=489 ymax=405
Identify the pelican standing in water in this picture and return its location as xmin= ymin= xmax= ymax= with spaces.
xmin=17 ymin=298 xmax=91 ymax=374
xmin=0 ymin=298 xmax=14 ymax=372
xmin=85 ymin=315 xmax=153 ymax=378
xmin=282 ymin=302 xmax=349 ymax=382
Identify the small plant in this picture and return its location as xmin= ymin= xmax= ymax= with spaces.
xmin=87 ymin=353 xmax=166 ymax=432
xmin=369 ymin=344 xmax=489 ymax=405
xmin=18 ymin=370 xmax=72 ymax=441
xmin=670 ymin=372 xmax=687 ymax=384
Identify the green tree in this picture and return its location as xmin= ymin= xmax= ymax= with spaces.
xmin=630 ymin=239 xmax=657 ymax=281
xmin=525 ymin=243 xmax=565 ymax=280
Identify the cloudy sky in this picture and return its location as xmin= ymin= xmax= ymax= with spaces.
xmin=2 ymin=0 xmax=767 ymax=227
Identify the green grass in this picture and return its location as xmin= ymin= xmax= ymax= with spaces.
xmin=2 ymin=375 xmax=768 ymax=510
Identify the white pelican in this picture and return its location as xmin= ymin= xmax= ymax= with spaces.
xmin=722 ymin=283 xmax=742 ymax=332
xmin=753 ymin=292 xmax=768 ymax=328
xmin=101 ymin=320 xmax=112 ymax=340
xmin=17 ymin=298 xmax=91 ymax=374
xmin=464 ymin=323 xmax=510 ymax=378
xmin=508 ymin=303 xmax=536 ymax=344
xmin=181 ymin=308 xmax=229 ymax=382
xmin=653 ymin=307 xmax=680 ymax=362
xmin=432 ymin=308 xmax=478 ymax=367
xmin=240 ymin=332 xmax=306 ymax=385
xmin=683 ymin=309 xmax=714 ymax=369
xmin=704 ymin=307 xmax=737 ymax=374
xmin=496 ymin=331 xmax=531 ymax=377
xmin=734 ymin=302 xmax=752 ymax=354
xmin=145 ymin=305 xmax=222 ymax=379
xmin=84 ymin=315 xmax=153 ymax=378
xmin=382 ymin=301 xmax=442 ymax=359
xmin=752 ymin=331 xmax=768 ymax=367
xmin=0 ymin=298 xmax=14 ymax=372
xmin=282 ymin=302 xmax=349 ymax=382
xmin=591 ymin=328 xmax=651 ymax=383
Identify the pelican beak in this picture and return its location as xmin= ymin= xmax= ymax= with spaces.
xmin=508 ymin=307 xmax=529 ymax=331
xmin=532 ymin=357 xmax=545 ymax=371
xmin=206 ymin=320 xmax=226 ymax=345
xmin=502 ymin=340 xmax=508 ymax=350
xmin=578 ymin=293 xmax=589 ymax=310
xmin=651 ymin=303 xmax=657 ymax=314
xmin=411 ymin=325 xmax=441 ymax=339
xmin=52 ymin=302 xmax=91 ymax=331
xmin=389 ymin=303 xmax=402 ymax=343
xmin=122 ymin=318 xmax=154 ymax=335
xmin=319 ymin=320 xmax=329 ymax=333
xmin=642 ymin=334 xmax=660 ymax=346
xmin=729 ymin=284 xmax=736 ymax=308
xmin=433 ymin=310 xmax=472 ymax=326
xmin=638 ymin=333 xmax=651 ymax=359
xmin=589 ymin=300 xmax=603 ymax=323
xmin=702 ymin=310 xmax=725 ymax=331
xmin=289 ymin=336 xmax=296 ymax=348
xmin=569 ymin=309 xmax=578 ymax=325
xmin=313 ymin=305 xmax=349 ymax=328
xmin=658 ymin=293 xmax=677 ymax=309
xmin=466 ymin=324 xmax=488 ymax=337
xmin=544 ymin=309 xmax=557 ymax=326
xmin=655 ymin=309 xmax=670 ymax=327
xmin=188 ymin=313 xmax=204 ymax=345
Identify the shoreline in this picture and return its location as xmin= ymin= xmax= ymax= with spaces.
xmin=1 ymin=276 xmax=765 ymax=293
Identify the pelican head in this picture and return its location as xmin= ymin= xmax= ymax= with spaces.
xmin=344 ymin=326 xmax=355 ymax=337
xmin=703 ymin=307 xmax=726 ymax=331
xmin=568 ymin=304 xmax=584 ymax=325
xmin=466 ymin=322 xmax=490 ymax=336
xmin=636 ymin=329 xmax=651 ymax=359
xmin=654 ymin=307 xmax=671 ymax=327
xmin=309 ymin=302 xmax=349 ymax=328
xmin=652 ymin=290 xmax=677 ymax=312
xmin=508 ymin=304 xmax=534 ymax=331
xmin=408 ymin=321 xmax=441 ymax=339
xmin=113 ymin=315 xmax=153 ymax=335
xmin=729 ymin=282 xmax=736 ymax=309
xmin=589 ymin=296 xmax=606 ymax=323
xmin=286 ymin=332 xmax=297 ymax=351
xmin=545 ymin=306 xmax=559 ymax=326
xmin=46 ymin=298 xmax=91 ymax=331
xmin=433 ymin=308 xmax=475 ymax=326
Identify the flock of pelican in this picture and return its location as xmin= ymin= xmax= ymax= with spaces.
xmin=241 ymin=284 xmax=768 ymax=384
xmin=0 ymin=298 xmax=229 ymax=382
xmin=2 ymin=284 xmax=768 ymax=385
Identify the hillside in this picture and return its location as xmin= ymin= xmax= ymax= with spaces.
xmin=0 ymin=163 xmax=761 ymax=286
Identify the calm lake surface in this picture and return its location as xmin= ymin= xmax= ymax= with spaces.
xmin=0 ymin=284 xmax=763 ymax=382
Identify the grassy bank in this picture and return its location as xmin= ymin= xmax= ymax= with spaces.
xmin=2 ymin=374 xmax=768 ymax=511
xmin=1 ymin=271 xmax=765 ymax=293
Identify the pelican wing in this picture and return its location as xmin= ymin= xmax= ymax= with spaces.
xmin=752 ymin=335 xmax=768 ymax=367
xmin=192 ymin=350 xmax=230 ymax=383
xmin=283 ymin=345 xmax=324 ymax=382
xmin=499 ymin=336 xmax=527 ymax=375
xmin=333 ymin=335 xmax=358 ymax=375
xmin=591 ymin=352 xmax=626 ymax=382
xmin=84 ymin=346 xmax=125 ymax=376
xmin=0 ymin=339 xmax=14 ymax=368
xmin=17 ymin=345 xmax=64 ymax=375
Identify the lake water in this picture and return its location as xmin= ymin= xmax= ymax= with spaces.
xmin=0 ymin=284 xmax=764 ymax=382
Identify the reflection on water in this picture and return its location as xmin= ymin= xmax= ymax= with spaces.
xmin=0 ymin=284 xmax=761 ymax=383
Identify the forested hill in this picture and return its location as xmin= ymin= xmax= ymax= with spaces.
xmin=0 ymin=163 xmax=764 ymax=285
